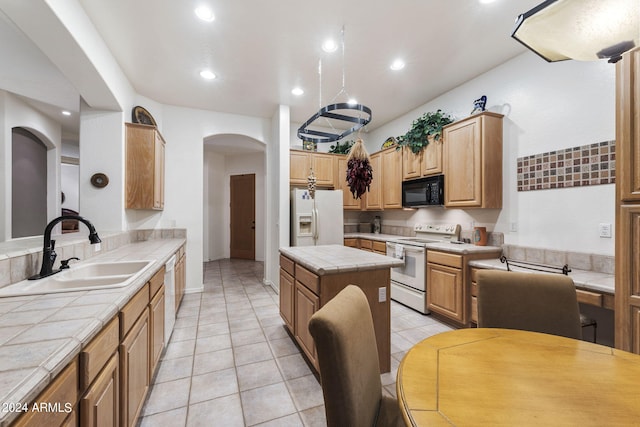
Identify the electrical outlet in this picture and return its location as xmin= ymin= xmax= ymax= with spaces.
xmin=510 ymin=222 xmax=518 ymax=232
xmin=378 ymin=287 xmax=386 ymax=303
xmin=599 ymin=223 xmax=612 ymax=238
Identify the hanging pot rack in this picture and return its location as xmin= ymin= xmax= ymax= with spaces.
xmin=298 ymin=26 xmax=372 ymax=144
xmin=297 ymin=102 xmax=372 ymax=144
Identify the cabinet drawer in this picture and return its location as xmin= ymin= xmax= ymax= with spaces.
xmin=120 ymin=283 xmax=150 ymax=339
xmin=280 ymin=254 xmax=295 ymax=276
xmin=80 ymin=317 xmax=119 ymax=391
xmin=470 ymin=281 xmax=478 ymax=297
xmin=360 ymin=239 xmax=373 ymax=250
xmin=427 ymin=251 xmax=463 ymax=268
xmin=14 ymin=358 xmax=78 ymax=427
xmin=344 ymin=238 xmax=358 ymax=248
xmin=372 ymin=241 xmax=386 ymax=253
xmin=576 ymin=289 xmax=603 ymax=307
xmin=149 ymin=266 xmax=165 ymax=298
xmin=295 ymin=264 xmax=320 ymax=295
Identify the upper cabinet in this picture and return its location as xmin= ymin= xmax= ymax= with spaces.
xmin=126 ymin=123 xmax=165 ymax=210
xmin=364 ymin=151 xmax=383 ymax=210
xmin=337 ymin=155 xmax=364 ymax=210
xmin=442 ymin=112 xmax=503 ymax=208
xmin=381 ymin=147 xmax=402 ymax=209
xmin=402 ymin=141 xmax=443 ymax=181
xmin=290 ymin=150 xmax=336 ymax=188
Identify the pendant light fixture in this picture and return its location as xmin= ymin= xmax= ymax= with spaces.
xmin=297 ymin=27 xmax=372 ymax=144
xmin=511 ymin=0 xmax=640 ymax=63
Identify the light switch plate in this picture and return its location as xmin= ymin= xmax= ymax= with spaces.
xmin=599 ymin=223 xmax=612 ymax=238
xmin=378 ymin=287 xmax=386 ymax=302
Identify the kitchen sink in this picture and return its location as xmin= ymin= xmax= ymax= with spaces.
xmin=0 ymin=260 xmax=155 ymax=297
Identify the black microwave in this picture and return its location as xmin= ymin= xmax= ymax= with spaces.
xmin=402 ymin=175 xmax=444 ymax=207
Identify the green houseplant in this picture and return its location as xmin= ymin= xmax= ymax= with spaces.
xmin=328 ymin=139 xmax=354 ymax=154
xmin=397 ymin=110 xmax=454 ymax=154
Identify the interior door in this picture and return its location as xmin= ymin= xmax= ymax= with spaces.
xmin=230 ymin=174 xmax=255 ymax=259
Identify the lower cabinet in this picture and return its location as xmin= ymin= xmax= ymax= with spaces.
xmin=427 ymin=252 xmax=465 ymax=324
xmin=279 ymin=268 xmax=295 ymax=332
xmin=149 ymin=286 xmax=165 ymax=378
xmin=278 ymin=254 xmax=392 ymax=373
xmin=13 ymin=359 xmax=79 ymax=427
xmin=80 ymin=352 xmax=119 ymax=427
xmin=120 ymin=308 xmax=150 ymax=427
xmin=294 ymin=281 xmax=320 ymax=370
xmin=175 ymin=247 xmax=186 ymax=313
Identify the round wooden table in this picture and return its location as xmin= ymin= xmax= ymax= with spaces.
xmin=396 ymin=328 xmax=640 ymax=426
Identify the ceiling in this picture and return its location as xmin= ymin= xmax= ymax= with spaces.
xmin=2 ymin=0 xmax=544 ymax=141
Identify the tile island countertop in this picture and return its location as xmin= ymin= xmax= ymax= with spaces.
xmin=0 ymin=238 xmax=184 ymax=427
xmin=279 ymin=244 xmax=404 ymax=275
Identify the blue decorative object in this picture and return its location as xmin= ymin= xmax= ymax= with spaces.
xmin=471 ymin=96 xmax=487 ymax=115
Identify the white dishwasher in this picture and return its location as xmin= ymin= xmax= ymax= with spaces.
xmin=164 ymin=254 xmax=177 ymax=345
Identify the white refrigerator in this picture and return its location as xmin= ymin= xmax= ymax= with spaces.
xmin=291 ymin=189 xmax=344 ymax=246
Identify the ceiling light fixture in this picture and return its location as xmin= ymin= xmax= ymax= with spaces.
xmin=291 ymin=87 xmax=304 ymax=96
xmin=61 ymin=111 xmax=71 ymax=116
xmin=322 ymin=39 xmax=338 ymax=53
xmin=512 ymin=0 xmax=640 ymax=63
xmin=298 ymin=26 xmax=372 ymax=144
xmin=390 ymin=59 xmax=405 ymax=71
xmin=479 ymin=0 xmax=497 ymax=4
xmin=195 ymin=5 xmax=215 ymax=22
xmin=200 ymin=70 xmax=216 ymax=80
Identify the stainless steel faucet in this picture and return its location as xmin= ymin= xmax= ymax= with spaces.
xmin=29 ymin=215 xmax=102 ymax=280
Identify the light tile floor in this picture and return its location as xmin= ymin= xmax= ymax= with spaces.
xmin=139 ymin=259 xmax=453 ymax=427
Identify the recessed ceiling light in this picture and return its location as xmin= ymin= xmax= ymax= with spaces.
xmin=291 ymin=87 xmax=304 ymax=96
xmin=479 ymin=0 xmax=497 ymax=4
xmin=390 ymin=59 xmax=405 ymax=71
xmin=200 ymin=70 xmax=216 ymax=80
xmin=195 ymin=5 xmax=215 ymax=22
xmin=322 ymin=39 xmax=338 ymax=53
xmin=347 ymin=98 xmax=358 ymax=105
xmin=61 ymin=111 xmax=71 ymax=116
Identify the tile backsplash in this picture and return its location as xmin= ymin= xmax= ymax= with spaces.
xmin=517 ymin=140 xmax=615 ymax=191
xmin=0 ymin=229 xmax=186 ymax=288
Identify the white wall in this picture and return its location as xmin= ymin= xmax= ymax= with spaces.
xmin=203 ymin=148 xmax=225 ymax=261
xmin=0 ymin=91 xmax=61 ymax=241
xmin=367 ymin=53 xmax=616 ymax=255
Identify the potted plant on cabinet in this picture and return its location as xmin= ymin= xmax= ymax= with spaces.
xmin=397 ymin=110 xmax=454 ymax=154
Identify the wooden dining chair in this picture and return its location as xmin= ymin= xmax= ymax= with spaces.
xmin=476 ymin=270 xmax=582 ymax=340
xmin=308 ymin=285 xmax=403 ymax=427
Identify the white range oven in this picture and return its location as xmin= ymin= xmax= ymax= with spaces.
xmin=386 ymin=223 xmax=461 ymax=314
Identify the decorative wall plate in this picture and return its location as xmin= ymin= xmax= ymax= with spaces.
xmin=132 ymin=106 xmax=157 ymax=126
xmin=381 ymin=137 xmax=397 ymax=149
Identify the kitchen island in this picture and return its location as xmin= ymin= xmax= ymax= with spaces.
xmin=279 ymin=245 xmax=404 ymax=373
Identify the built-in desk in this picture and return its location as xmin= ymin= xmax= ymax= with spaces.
xmin=279 ymin=245 xmax=403 ymax=373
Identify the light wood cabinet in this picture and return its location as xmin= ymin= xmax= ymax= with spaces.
xmin=365 ymin=151 xmax=383 ymax=210
xmin=381 ymin=147 xmax=402 ymax=209
xmin=79 ymin=352 xmax=119 ymax=427
xmin=402 ymin=142 xmax=443 ymax=181
xmin=290 ymin=150 xmax=336 ymax=188
xmin=442 ymin=112 xmax=503 ymax=208
xmin=427 ymin=251 xmax=465 ymax=324
xmin=13 ymin=359 xmax=79 ymax=427
xmin=149 ymin=286 xmax=165 ymax=378
xmin=279 ymin=258 xmax=295 ymax=333
xmin=279 ymin=254 xmax=392 ymax=373
xmin=175 ymin=247 xmax=186 ymax=313
xmin=125 ymin=123 xmax=166 ymax=210
xmin=357 ymin=238 xmax=386 ymax=255
xmin=119 ymin=285 xmax=150 ymax=427
xmin=616 ymin=48 xmax=640 ymax=353
xmin=343 ymin=238 xmax=358 ymax=248
xmin=337 ymin=155 xmax=364 ymax=210
xmin=294 ymin=279 xmax=320 ymax=370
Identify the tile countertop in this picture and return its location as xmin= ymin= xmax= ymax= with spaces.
xmin=280 ymin=244 xmax=404 ymax=275
xmin=468 ymin=258 xmax=615 ymax=295
xmin=0 ymin=238 xmax=184 ymax=427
